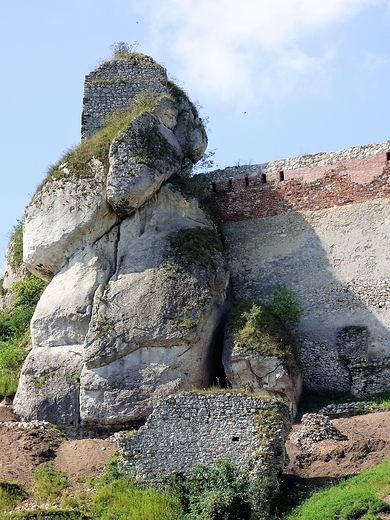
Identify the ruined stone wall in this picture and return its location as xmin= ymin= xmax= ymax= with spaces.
xmin=199 ymin=141 xmax=390 ymax=224
xmin=202 ymin=140 xmax=390 ymax=184
xmin=81 ymin=57 xmax=168 ymax=139
xmin=204 ymin=141 xmax=390 ymax=395
xmin=119 ymin=392 xmax=290 ymax=484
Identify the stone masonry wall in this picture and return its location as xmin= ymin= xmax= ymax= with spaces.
xmin=203 ymin=140 xmax=390 ymax=395
xmin=81 ymin=57 xmax=168 ymax=139
xmin=118 ymin=392 xmax=290 ymax=485
xmin=202 ymin=140 xmax=390 ymax=184
xmin=222 ymin=199 xmax=390 ymax=395
xmin=201 ymin=142 xmax=390 ymax=223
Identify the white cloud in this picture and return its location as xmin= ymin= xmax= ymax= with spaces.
xmin=136 ymin=0 xmax=383 ymax=104
xmin=363 ymin=52 xmax=390 ymax=69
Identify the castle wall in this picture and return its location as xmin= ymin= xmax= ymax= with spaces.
xmin=119 ymin=392 xmax=290 ymax=485
xmin=81 ymin=57 xmax=167 ymax=139
xmin=208 ymin=142 xmax=390 ymax=395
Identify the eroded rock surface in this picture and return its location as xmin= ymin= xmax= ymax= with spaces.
xmin=222 ymin=329 xmax=302 ymax=416
xmin=13 ymin=58 xmax=228 ymax=434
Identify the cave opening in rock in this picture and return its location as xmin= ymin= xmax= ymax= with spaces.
xmin=208 ymin=322 xmax=229 ymax=388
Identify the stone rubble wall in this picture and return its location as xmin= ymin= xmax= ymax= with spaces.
xmin=118 ymin=392 xmax=290 ymax=485
xmin=208 ymin=164 xmax=390 ymax=223
xmin=200 ymin=140 xmax=390 ymax=184
xmin=81 ymin=57 xmax=168 ymax=139
xmin=264 ymin=141 xmax=390 ymax=173
xmin=221 ymin=196 xmax=390 ymax=396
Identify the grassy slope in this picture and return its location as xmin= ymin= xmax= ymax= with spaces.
xmin=283 ymin=459 xmax=390 ymax=520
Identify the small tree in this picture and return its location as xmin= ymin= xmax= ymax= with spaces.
xmin=270 ymin=284 xmax=302 ymax=329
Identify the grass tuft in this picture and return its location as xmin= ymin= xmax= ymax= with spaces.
xmin=35 ymin=92 xmax=171 ymax=194
xmin=32 ymin=464 xmax=68 ymax=505
xmin=0 ymin=480 xmax=28 ymax=513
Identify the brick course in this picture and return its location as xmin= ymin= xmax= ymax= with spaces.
xmin=211 ymin=159 xmax=390 ymax=223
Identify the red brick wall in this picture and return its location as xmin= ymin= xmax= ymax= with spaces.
xmin=211 ymin=155 xmax=390 ymax=223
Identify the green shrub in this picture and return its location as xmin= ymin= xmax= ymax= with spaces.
xmin=236 ymin=303 xmax=288 ymax=357
xmin=229 ymin=287 xmax=302 ymax=359
xmin=9 ymin=221 xmax=23 ymax=272
xmin=270 ymin=284 xmax=302 ymax=329
xmin=167 ymin=458 xmax=269 ymax=520
xmin=32 ymin=464 xmax=68 ymax=504
xmin=11 ymin=276 xmax=47 ymax=309
xmin=170 ymin=227 xmax=224 ymax=269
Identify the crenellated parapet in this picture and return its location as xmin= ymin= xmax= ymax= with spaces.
xmin=197 ymin=141 xmax=390 ymax=223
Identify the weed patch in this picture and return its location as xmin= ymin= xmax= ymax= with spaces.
xmin=0 ymin=480 xmax=28 ymax=513
xmin=32 ymin=464 xmax=68 ymax=505
xmin=86 ymin=457 xmax=182 ymax=520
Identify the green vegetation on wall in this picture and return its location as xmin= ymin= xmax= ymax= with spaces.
xmin=110 ymin=41 xmax=159 ymax=66
xmin=0 ymin=275 xmax=47 ymax=396
xmin=229 ymin=286 xmax=302 ymax=359
xmin=136 ymin=118 xmax=181 ymax=169
xmin=170 ymin=227 xmax=224 ymax=269
xmin=170 ymin=173 xmax=215 ymax=220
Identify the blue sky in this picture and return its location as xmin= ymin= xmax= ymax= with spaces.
xmin=1 ymin=0 xmax=390 ymax=274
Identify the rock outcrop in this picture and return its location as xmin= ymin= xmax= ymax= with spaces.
xmin=13 ymin=55 xmax=230 ymax=434
xmin=223 ymin=329 xmax=302 ymax=416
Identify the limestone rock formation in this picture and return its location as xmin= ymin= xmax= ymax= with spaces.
xmin=222 ymin=329 xmax=302 ymax=416
xmin=13 ymin=56 xmax=226 ymax=434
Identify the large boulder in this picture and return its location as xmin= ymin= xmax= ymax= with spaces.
xmin=23 ymin=159 xmax=117 ymax=280
xmin=80 ymin=188 xmax=229 ymax=427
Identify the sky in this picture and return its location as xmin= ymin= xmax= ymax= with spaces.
xmin=1 ymin=0 xmax=390 ymax=274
